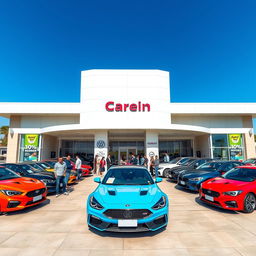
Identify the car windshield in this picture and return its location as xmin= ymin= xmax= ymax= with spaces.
xmin=178 ymin=158 xmax=191 ymax=165
xmin=197 ymin=162 xmax=223 ymax=170
xmin=185 ymin=159 xmax=196 ymax=166
xmin=169 ymin=157 xmax=181 ymax=164
xmin=29 ymin=163 xmax=45 ymax=171
xmin=223 ymin=168 xmax=256 ymax=182
xmin=0 ymin=167 xmax=20 ymax=180
xmin=244 ymin=159 xmax=256 ymax=164
xmin=44 ymin=161 xmax=55 ymax=168
xmin=18 ymin=165 xmax=34 ymax=174
xmin=102 ymin=168 xmax=154 ymax=185
xmin=37 ymin=162 xmax=51 ymax=168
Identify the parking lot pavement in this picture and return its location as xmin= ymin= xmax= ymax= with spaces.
xmin=1 ymin=177 xmax=256 ymax=256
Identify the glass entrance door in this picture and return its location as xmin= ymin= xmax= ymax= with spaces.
xmin=118 ymin=147 xmax=137 ymax=164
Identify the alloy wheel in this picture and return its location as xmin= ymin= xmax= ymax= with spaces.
xmin=244 ymin=193 xmax=256 ymax=213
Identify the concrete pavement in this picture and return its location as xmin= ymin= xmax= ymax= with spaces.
xmin=0 ymin=176 xmax=256 ymax=256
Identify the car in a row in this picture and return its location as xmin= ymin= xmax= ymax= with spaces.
xmin=0 ymin=159 xmax=92 ymax=214
xmin=164 ymin=157 xmax=256 ymax=213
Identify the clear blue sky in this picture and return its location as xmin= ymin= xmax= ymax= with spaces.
xmin=0 ymin=0 xmax=256 ymax=128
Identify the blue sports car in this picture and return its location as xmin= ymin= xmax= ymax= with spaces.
xmin=87 ymin=166 xmax=169 ymax=232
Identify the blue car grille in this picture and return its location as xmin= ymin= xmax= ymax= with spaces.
xmin=104 ymin=209 xmax=152 ymax=219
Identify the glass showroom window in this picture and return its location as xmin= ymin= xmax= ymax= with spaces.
xmin=211 ymin=134 xmax=244 ymax=160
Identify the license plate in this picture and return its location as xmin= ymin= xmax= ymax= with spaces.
xmin=33 ymin=195 xmax=42 ymax=202
xmin=118 ymin=219 xmax=138 ymax=227
xmin=180 ymin=180 xmax=185 ymax=185
xmin=205 ymin=195 xmax=214 ymax=202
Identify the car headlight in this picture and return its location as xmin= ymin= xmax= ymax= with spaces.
xmin=89 ymin=196 xmax=104 ymax=210
xmin=223 ymin=191 xmax=243 ymax=196
xmin=152 ymin=196 xmax=167 ymax=210
xmin=189 ymin=177 xmax=204 ymax=181
xmin=0 ymin=190 xmax=23 ymax=196
xmin=41 ymin=179 xmax=55 ymax=185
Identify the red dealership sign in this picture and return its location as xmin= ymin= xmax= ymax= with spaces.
xmin=105 ymin=101 xmax=150 ymax=112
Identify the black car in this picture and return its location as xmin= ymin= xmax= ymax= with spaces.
xmin=168 ymin=158 xmax=214 ymax=182
xmin=2 ymin=163 xmax=57 ymax=194
xmin=177 ymin=161 xmax=245 ymax=192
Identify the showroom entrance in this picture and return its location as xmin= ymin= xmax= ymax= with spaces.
xmin=109 ymin=141 xmax=144 ymax=165
xmin=118 ymin=147 xmax=137 ymax=163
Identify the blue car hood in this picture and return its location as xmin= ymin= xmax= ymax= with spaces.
xmin=184 ymin=170 xmax=219 ymax=179
xmin=94 ymin=184 xmax=162 ymax=206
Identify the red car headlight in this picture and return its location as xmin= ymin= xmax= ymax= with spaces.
xmin=223 ymin=190 xmax=243 ymax=196
xmin=0 ymin=190 xmax=23 ymax=196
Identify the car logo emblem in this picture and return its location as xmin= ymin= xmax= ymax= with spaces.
xmin=123 ymin=210 xmax=132 ymax=219
xmin=125 ymin=204 xmax=130 ymax=207
xmin=35 ymin=190 xmax=39 ymax=194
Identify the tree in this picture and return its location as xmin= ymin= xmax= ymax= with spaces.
xmin=0 ymin=126 xmax=9 ymax=146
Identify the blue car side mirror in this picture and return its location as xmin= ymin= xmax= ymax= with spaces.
xmin=155 ymin=177 xmax=163 ymax=183
xmin=94 ymin=177 xmax=101 ymax=183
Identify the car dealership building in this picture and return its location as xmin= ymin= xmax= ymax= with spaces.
xmin=1 ymin=69 xmax=256 ymax=163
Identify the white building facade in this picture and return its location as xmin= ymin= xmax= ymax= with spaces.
xmin=1 ymin=70 xmax=256 ymax=163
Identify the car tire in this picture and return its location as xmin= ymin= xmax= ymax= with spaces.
xmin=163 ymin=168 xmax=171 ymax=178
xmin=243 ymin=193 xmax=256 ymax=213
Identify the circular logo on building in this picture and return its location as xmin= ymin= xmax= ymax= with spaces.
xmin=96 ymin=140 xmax=105 ymax=148
xmin=149 ymin=151 xmax=155 ymax=157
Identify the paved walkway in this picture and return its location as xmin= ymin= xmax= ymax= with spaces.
xmin=1 ymin=176 xmax=256 ymax=256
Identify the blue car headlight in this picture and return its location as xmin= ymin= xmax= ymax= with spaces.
xmin=89 ymin=196 xmax=104 ymax=210
xmin=189 ymin=177 xmax=204 ymax=181
xmin=152 ymin=196 xmax=167 ymax=210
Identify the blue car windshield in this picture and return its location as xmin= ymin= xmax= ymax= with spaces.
xmin=223 ymin=168 xmax=256 ymax=182
xmin=102 ymin=168 xmax=154 ymax=185
xmin=0 ymin=167 xmax=20 ymax=180
xmin=197 ymin=162 xmax=223 ymax=170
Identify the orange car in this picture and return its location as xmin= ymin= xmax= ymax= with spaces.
xmin=0 ymin=167 xmax=47 ymax=213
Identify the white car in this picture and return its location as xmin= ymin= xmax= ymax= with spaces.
xmin=158 ymin=157 xmax=192 ymax=177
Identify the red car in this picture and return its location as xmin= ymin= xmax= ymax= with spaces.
xmin=0 ymin=167 xmax=47 ymax=213
xmin=200 ymin=166 xmax=256 ymax=213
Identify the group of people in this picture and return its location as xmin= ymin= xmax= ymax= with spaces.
xmin=54 ymin=155 xmax=82 ymax=197
xmin=92 ymin=153 xmax=160 ymax=178
xmin=93 ymin=155 xmax=112 ymax=176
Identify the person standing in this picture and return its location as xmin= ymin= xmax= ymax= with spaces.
xmin=100 ymin=157 xmax=106 ymax=176
xmin=63 ymin=155 xmax=73 ymax=190
xmin=54 ymin=157 xmax=68 ymax=197
xmin=75 ymin=155 xmax=82 ymax=180
xmin=164 ymin=153 xmax=170 ymax=163
xmin=136 ymin=155 xmax=140 ymax=165
xmin=140 ymin=155 xmax=145 ymax=166
xmin=155 ymin=155 xmax=160 ymax=178
xmin=129 ymin=154 xmax=135 ymax=165
xmin=143 ymin=155 xmax=148 ymax=168
xmin=149 ymin=156 xmax=155 ymax=176
xmin=106 ymin=154 xmax=112 ymax=170
xmin=93 ymin=155 xmax=99 ymax=175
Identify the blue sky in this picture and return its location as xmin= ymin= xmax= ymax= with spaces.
xmin=0 ymin=0 xmax=256 ymax=128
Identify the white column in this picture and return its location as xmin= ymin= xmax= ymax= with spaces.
xmin=94 ymin=131 xmax=108 ymax=159
xmin=145 ymin=131 xmax=159 ymax=159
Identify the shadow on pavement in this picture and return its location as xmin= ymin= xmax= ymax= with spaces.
xmin=1 ymin=198 xmax=51 ymax=216
xmin=194 ymin=196 xmax=239 ymax=214
xmin=88 ymin=225 xmax=167 ymax=238
xmin=174 ymin=184 xmax=198 ymax=194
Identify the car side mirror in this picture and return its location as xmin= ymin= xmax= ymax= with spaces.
xmin=94 ymin=177 xmax=101 ymax=183
xmin=155 ymin=177 xmax=163 ymax=183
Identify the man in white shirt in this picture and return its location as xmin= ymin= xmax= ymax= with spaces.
xmin=75 ymin=155 xmax=82 ymax=180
